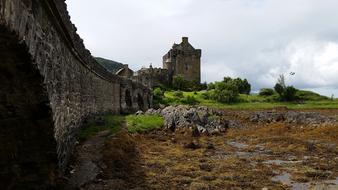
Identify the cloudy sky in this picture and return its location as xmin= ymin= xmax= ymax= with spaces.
xmin=66 ymin=0 xmax=338 ymax=97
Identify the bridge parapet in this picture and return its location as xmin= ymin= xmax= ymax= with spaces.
xmin=0 ymin=0 xmax=152 ymax=188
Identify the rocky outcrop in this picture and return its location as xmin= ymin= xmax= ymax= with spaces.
xmin=146 ymin=105 xmax=241 ymax=134
xmin=250 ymin=111 xmax=337 ymax=125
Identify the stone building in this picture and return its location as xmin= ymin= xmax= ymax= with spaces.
xmin=123 ymin=37 xmax=202 ymax=89
xmin=163 ymin=37 xmax=202 ymax=83
xmin=133 ymin=64 xmax=170 ymax=88
xmin=116 ymin=64 xmax=134 ymax=78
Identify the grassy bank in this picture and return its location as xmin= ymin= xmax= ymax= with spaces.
xmin=161 ymin=90 xmax=338 ymax=110
xmin=79 ymin=114 xmax=164 ymax=141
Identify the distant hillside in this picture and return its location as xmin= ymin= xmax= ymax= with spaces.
xmin=95 ymin=57 xmax=124 ymax=73
xmin=296 ymin=90 xmax=329 ymax=101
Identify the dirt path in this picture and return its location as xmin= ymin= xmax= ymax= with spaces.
xmin=68 ymin=130 xmax=111 ymax=188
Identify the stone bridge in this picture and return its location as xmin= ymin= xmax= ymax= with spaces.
xmin=0 ymin=0 xmax=152 ymax=188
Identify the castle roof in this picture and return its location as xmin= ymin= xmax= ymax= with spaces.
xmin=172 ymin=37 xmax=196 ymax=52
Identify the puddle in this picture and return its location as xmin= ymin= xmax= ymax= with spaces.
xmin=212 ymin=150 xmax=270 ymax=160
xmin=272 ymin=172 xmax=292 ymax=184
xmin=227 ymin=141 xmax=248 ymax=149
xmin=214 ymin=142 xmax=271 ymax=160
xmin=263 ymin=159 xmax=302 ymax=166
xmin=272 ymin=172 xmax=338 ymax=190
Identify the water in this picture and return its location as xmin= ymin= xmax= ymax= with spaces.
xmin=272 ymin=172 xmax=338 ymax=190
xmin=227 ymin=141 xmax=248 ymax=149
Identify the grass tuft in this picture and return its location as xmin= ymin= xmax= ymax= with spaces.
xmin=79 ymin=114 xmax=164 ymax=141
xmin=126 ymin=115 xmax=164 ymax=133
xmin=79 ymin=115 xmax=124 ymax=141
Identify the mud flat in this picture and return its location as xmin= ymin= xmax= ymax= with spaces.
xmin=69 ymin=108 xmax=338 ymax=190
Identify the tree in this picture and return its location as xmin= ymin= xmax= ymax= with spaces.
xmin=277 ymin=74 xmax=286 ymax=88
xmin=274 ymin=83 xmax=284 ymax=97
xmin=234 ymin=78 xmax=251 ymax=95
xmin=207 ymin=82 xmax=215 ymax=90
xmin=284 ymin=86 xmax=297 ymax=101
xmin=172 ymin=75 xmax=186 ymax=90
xmin=210 ymin=81 xmax=239 ymax=103
xmin=259 ymin=88 xmax=274 ymax=96
xmin=274 ymin=75 xmax=298 ymax=101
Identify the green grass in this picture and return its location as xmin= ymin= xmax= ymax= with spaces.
xmin=79 ymin=114 xmax=164 ymax=141
xmin=162 ymin=90 xmax=338 ymax=110
xmin=126 ymin=115 xmax=164 ymax=133
xmin=296 ymin=90 xmax=329 ymax=101
xmin=79 ymin=115 xmax=124 ymax=141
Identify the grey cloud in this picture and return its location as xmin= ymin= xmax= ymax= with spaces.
xmin=66 ymin=0 xmax=338 ymax=96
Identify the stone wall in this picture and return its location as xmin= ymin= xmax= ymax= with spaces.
xmin=174 ymin=53 xmax=201 ymax=83
xmin=133 ymin=67 xmax=170 ymax=88
xmin=0 ymin=0 xmax=151 ymax=188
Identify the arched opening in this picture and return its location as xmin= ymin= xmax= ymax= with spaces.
xmin=0 ymin=31 xmax=58 ymax=189
xmin=125 ymin=89 xmax=132 ymax=107
xmin=147 ymin=95 xmax=151 ymax=109
xmin=137 ymin=94 xmax=144 ymax=111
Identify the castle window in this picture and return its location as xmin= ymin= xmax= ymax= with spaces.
xmin=185 ymin=64 xmax=188 ymax=71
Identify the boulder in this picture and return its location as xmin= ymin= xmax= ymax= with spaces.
xmin=150 ymin=105 xmax=238 ymax=134
xmin=135 ymin=110 xmax=144 ymax=115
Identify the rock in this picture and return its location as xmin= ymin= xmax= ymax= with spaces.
xmin=250 ymin=111 xmax=337 ymax=125
xmin=135 ymin=110 xmax=144 ymax=115
xmin=145 ymin=108 xmax=161 ymax=115
xmin=197 ymin=125 xmax=207 ymax=134
xmin=155 ymin=105 xmax=237 ymax=134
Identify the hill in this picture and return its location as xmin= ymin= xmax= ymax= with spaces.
xmin=95 ymin=57 xmax=124 ymax=73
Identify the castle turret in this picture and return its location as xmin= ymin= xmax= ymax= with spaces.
xmin=162 ymin=37 xmax=201 ymax=83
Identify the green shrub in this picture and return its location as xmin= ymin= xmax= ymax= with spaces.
xmin=274 ymin=83 xmax=298 ymax=102
xmin=259 ymin=88 xmax=275 ymax=96
xmin=201 ymin=91 xmax=210 ymax=99
xmin=207 ymin=83 xmax=215 ymax=90
xmin=172 ymin=75 xmax=206 ymax=91
xmin=153 ymin=88 xmax=164 ymax=99
xmin=274 ymin=83 xmax=284 ymax=97
xmin=172 ymin=75 xmax=187 ymax=90
xmin=198 ymin=82 xmax=208 ymax=91
xmin=234 ymin=78 xmax=251 ymax=94
xmin=284 ymin=86 xmax=298 ymax=101
xmin=209 ymin=81 xmax=239 ymax=103
xmin=222 ymin=77 xmax=251 ymax=95
xmin=153 ymin=87 xmax=164 ymax=106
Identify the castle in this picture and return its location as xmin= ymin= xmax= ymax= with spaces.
xmin=163 ymin=37 xmax=202 ymax=83
xmin=116 ymin=37 xmax=202 ymax=88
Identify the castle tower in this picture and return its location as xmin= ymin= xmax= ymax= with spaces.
xmin=163 ymin=37 xmax=202 ymax=83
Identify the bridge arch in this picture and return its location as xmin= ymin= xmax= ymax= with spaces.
xmin=0 ymin=0 xmax=153 ymax=188
xmin=125 ymin=89 xmax=132 ymax=107
xmin=137 ymin=93 xmax=145 ymax=111
xmin=0 ymin=30 xmax=58 ymax=188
